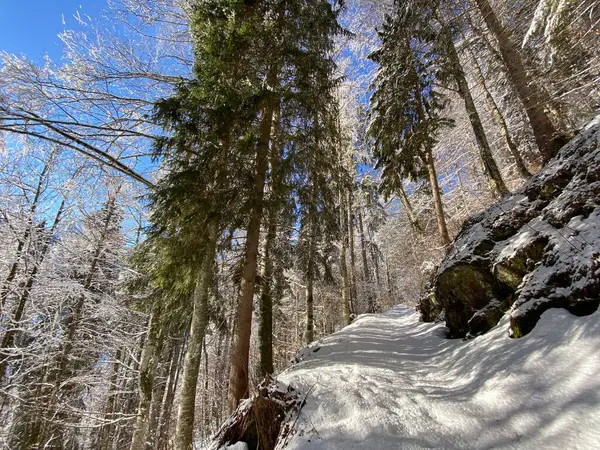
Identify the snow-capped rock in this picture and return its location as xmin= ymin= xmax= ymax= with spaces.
xmin=422 ymin=115 xmax=600 ymax=338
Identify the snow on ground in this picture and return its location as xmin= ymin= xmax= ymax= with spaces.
xmin=277 ymin=307 xmax=600 ymax=449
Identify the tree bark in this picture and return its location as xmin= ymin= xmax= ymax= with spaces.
xmin=425 ymin=148 xmax=452 ymax=247
xmin=347 ymin=190 xmax=358 ymax=311
xmin=227 ymin=92 xmax=275 ymax=412
xmin=339 ymin=191 xmax=351 ymax=325
xmin=173 ymin=223 xmax=218 ymax=450
xmin=304 ymin=191 xmax=317 ymax=344
xmin=129 ymin=307 xmax=166 ymax=450
xmin=445 ymin=31 xmax=510 ymax=197
xmin=472 ymin=0 xmax=565 ymax=162
xmin=397 ymin=182 xmax=422 ymax=233
xmin=468 ymin=47 xmax=532 ymax=179
xmin=358 ymin=208 xmax=375 ymax=313
xmin=258 ymin=105 xmax=282 ymax=378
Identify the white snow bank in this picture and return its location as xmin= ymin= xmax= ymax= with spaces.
xmin=277 ymin=307 xmax=600 ymax=449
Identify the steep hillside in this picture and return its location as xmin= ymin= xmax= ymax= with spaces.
xmin=210 ymin=115 xmax=600 ymax=450
xmin=421 ymin=115 xmax=600 ymax=338
xmin=214 ymin=307 xmax=600 ymax=449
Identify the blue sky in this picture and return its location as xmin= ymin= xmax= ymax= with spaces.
xmin=0 ymin=1 xmax=107 ymax=61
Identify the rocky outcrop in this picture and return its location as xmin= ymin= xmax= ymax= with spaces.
xmin=422 ymin=115 xmax=600 ymax=338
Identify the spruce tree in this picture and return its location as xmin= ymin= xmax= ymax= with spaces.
xmin=368 ymin=13 xmax=453 ymax=246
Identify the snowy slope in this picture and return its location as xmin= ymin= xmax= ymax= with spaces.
xmin=277 ymin=307 xmax=600 ymax=450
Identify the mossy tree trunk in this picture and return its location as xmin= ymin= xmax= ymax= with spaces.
xmin=174 ymin=222 xmax=218 ymax=450
xmin=129 ymin=301 xmax=166 ymax=450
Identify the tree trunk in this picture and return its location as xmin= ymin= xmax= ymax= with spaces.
xmin=157 ymin=337 xmax=183 ymax=450
xmin=258 ymin=105 xmax=282 ymax=378
xmin=472 ymin=0 xmax=565 ymax=162
xmin=357 ymin=207 xmax=378 ymax=313
xmin=445 ymin=31 xmax=509 ymax=197
xmin=258 ymin=217 xmax=276 ymax=377
xmin=358 ymin=208 xmax=370 ymax=284
xmin=468 ymin=47 xmax=532 ymax=179
xmin=385 ymin=257 xmax=393 ymax=303
xmin=201 ymin=339 xmax=210 ymax=439
xmin=38 ymin=193 xmax=119 ymax=447
xmin=227 ymin=92 xmax=275 ymax=412
xmin=425 ymin=148 xmax=452 ymax=247
xmin=339 ymin=191 xmax=351 ymax=325
xmin=397 ymin=182 xmax=422 ymax=233
xmin=346 ymin=191 xmax=358 ymax=312
xmin=173 ymin=223 xmax=218 ymax=450
xmin=211 ymin=328 xmax=225 ymax=430
xmin=97 ymin=348 xmax=122 ymax=450
xmin=129 ymin=304 xmax=166 ymax=450
xmin=367 ymin=222 xmax=382 ymax=299
xmin=304 ymin=197 xmax=317 ymax=344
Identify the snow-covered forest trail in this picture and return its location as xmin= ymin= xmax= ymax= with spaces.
xmin=277 ymin=307 xmax=600 ymax=450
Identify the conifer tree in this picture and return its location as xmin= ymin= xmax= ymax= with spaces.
xmin=368 ymin=13 xmax=453 ymax=246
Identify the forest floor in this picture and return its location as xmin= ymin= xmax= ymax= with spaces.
xmin=275 ymin=306 xmax=600 ymax=449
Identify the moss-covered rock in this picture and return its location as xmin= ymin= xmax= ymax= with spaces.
xmin=425 ymin=115 xmax=600 ymax=339
xmin=493 ymin=236 xmax=548 ymax=290
xmin=418 ymin=292 xmax=442 ymax=322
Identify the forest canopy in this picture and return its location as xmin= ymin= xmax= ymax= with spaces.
xmin=0 ymin=0 xmax=598 ymax=448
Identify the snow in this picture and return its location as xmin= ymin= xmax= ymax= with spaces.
xmin=277 ymin=307 xmax=600 ymax=449
xmin=225 ymin=443 xmax=249 ymax=450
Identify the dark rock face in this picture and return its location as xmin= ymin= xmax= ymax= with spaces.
xmin=422 ymin=116 xmax=600 ymax=338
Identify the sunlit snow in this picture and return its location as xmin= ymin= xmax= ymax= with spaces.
xmin=276 ymin=307 xmax=600 ymax=449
